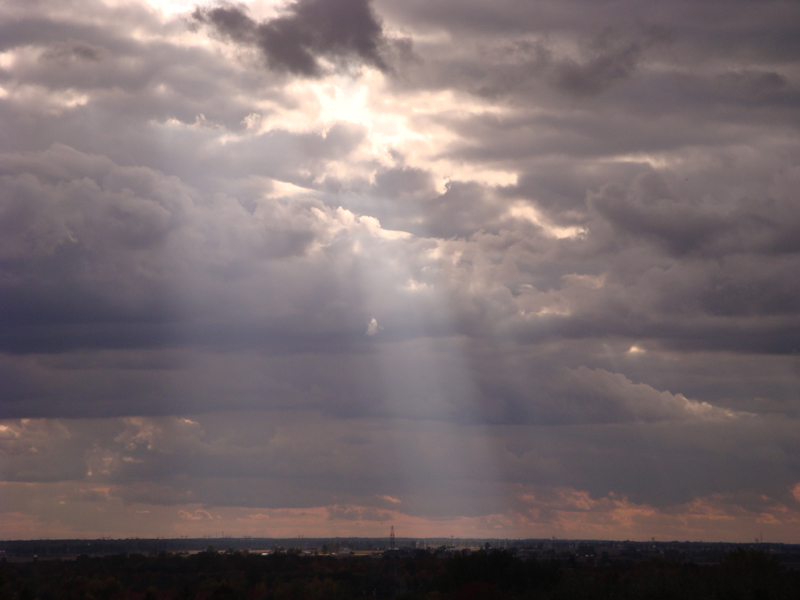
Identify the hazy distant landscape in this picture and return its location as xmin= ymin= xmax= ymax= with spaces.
xmin=3 ymin=536 xmax=800 ymax=566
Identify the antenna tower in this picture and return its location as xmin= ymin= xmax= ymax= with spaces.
xmin=390 ymin=526 xmax=395 ymax=550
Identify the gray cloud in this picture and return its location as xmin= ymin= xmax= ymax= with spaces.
xmin=194 ymin=0 xmax=390 ymax=76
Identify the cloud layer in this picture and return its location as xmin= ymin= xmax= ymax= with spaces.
xmin=0 ymin=0 xmax=799 ymax=541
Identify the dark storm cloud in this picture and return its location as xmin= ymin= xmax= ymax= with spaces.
xmin=0 ymin=145 xmax=189 ymax=342
xmin=547 ymin=28 xmax=663 ymax=96
xmin=590 ymin=172 xmax=800 ymax=258
xmin=193 ymin=0 xmax=389 ymax=76
xmin=476 ymin=25 xmax=671 ymax=99
xmin=377 ymin=0 xmax=800 ymax=58
xmin=0 ymin=142 xmax=368 ymax=361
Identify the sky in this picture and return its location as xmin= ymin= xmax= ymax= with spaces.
xmin=0 ymin=0 xmax=799 ymax=543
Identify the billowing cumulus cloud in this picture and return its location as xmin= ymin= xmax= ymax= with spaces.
xmin=0 ymin=0 xmax=799 ymax=542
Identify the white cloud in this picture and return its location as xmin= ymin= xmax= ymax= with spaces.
xmin=366 ymin=318 xmax=380 ymax=336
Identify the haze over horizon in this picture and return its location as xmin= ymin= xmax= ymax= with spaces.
xmin=1 ymin=0 xmax=799 ymax=543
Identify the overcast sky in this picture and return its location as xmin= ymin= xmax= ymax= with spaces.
xmin=1 ymin=0 xmax=799 ymax=543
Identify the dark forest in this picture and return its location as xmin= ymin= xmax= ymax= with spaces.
xmin=2 ymin=546 xmax=799 ymax=600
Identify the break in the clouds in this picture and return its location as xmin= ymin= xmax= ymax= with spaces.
xmin=1 ymin=0 xmax=799 ymax=542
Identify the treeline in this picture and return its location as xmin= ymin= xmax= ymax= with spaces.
xmin=0 ymin=547 xmax=797 ymax=600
